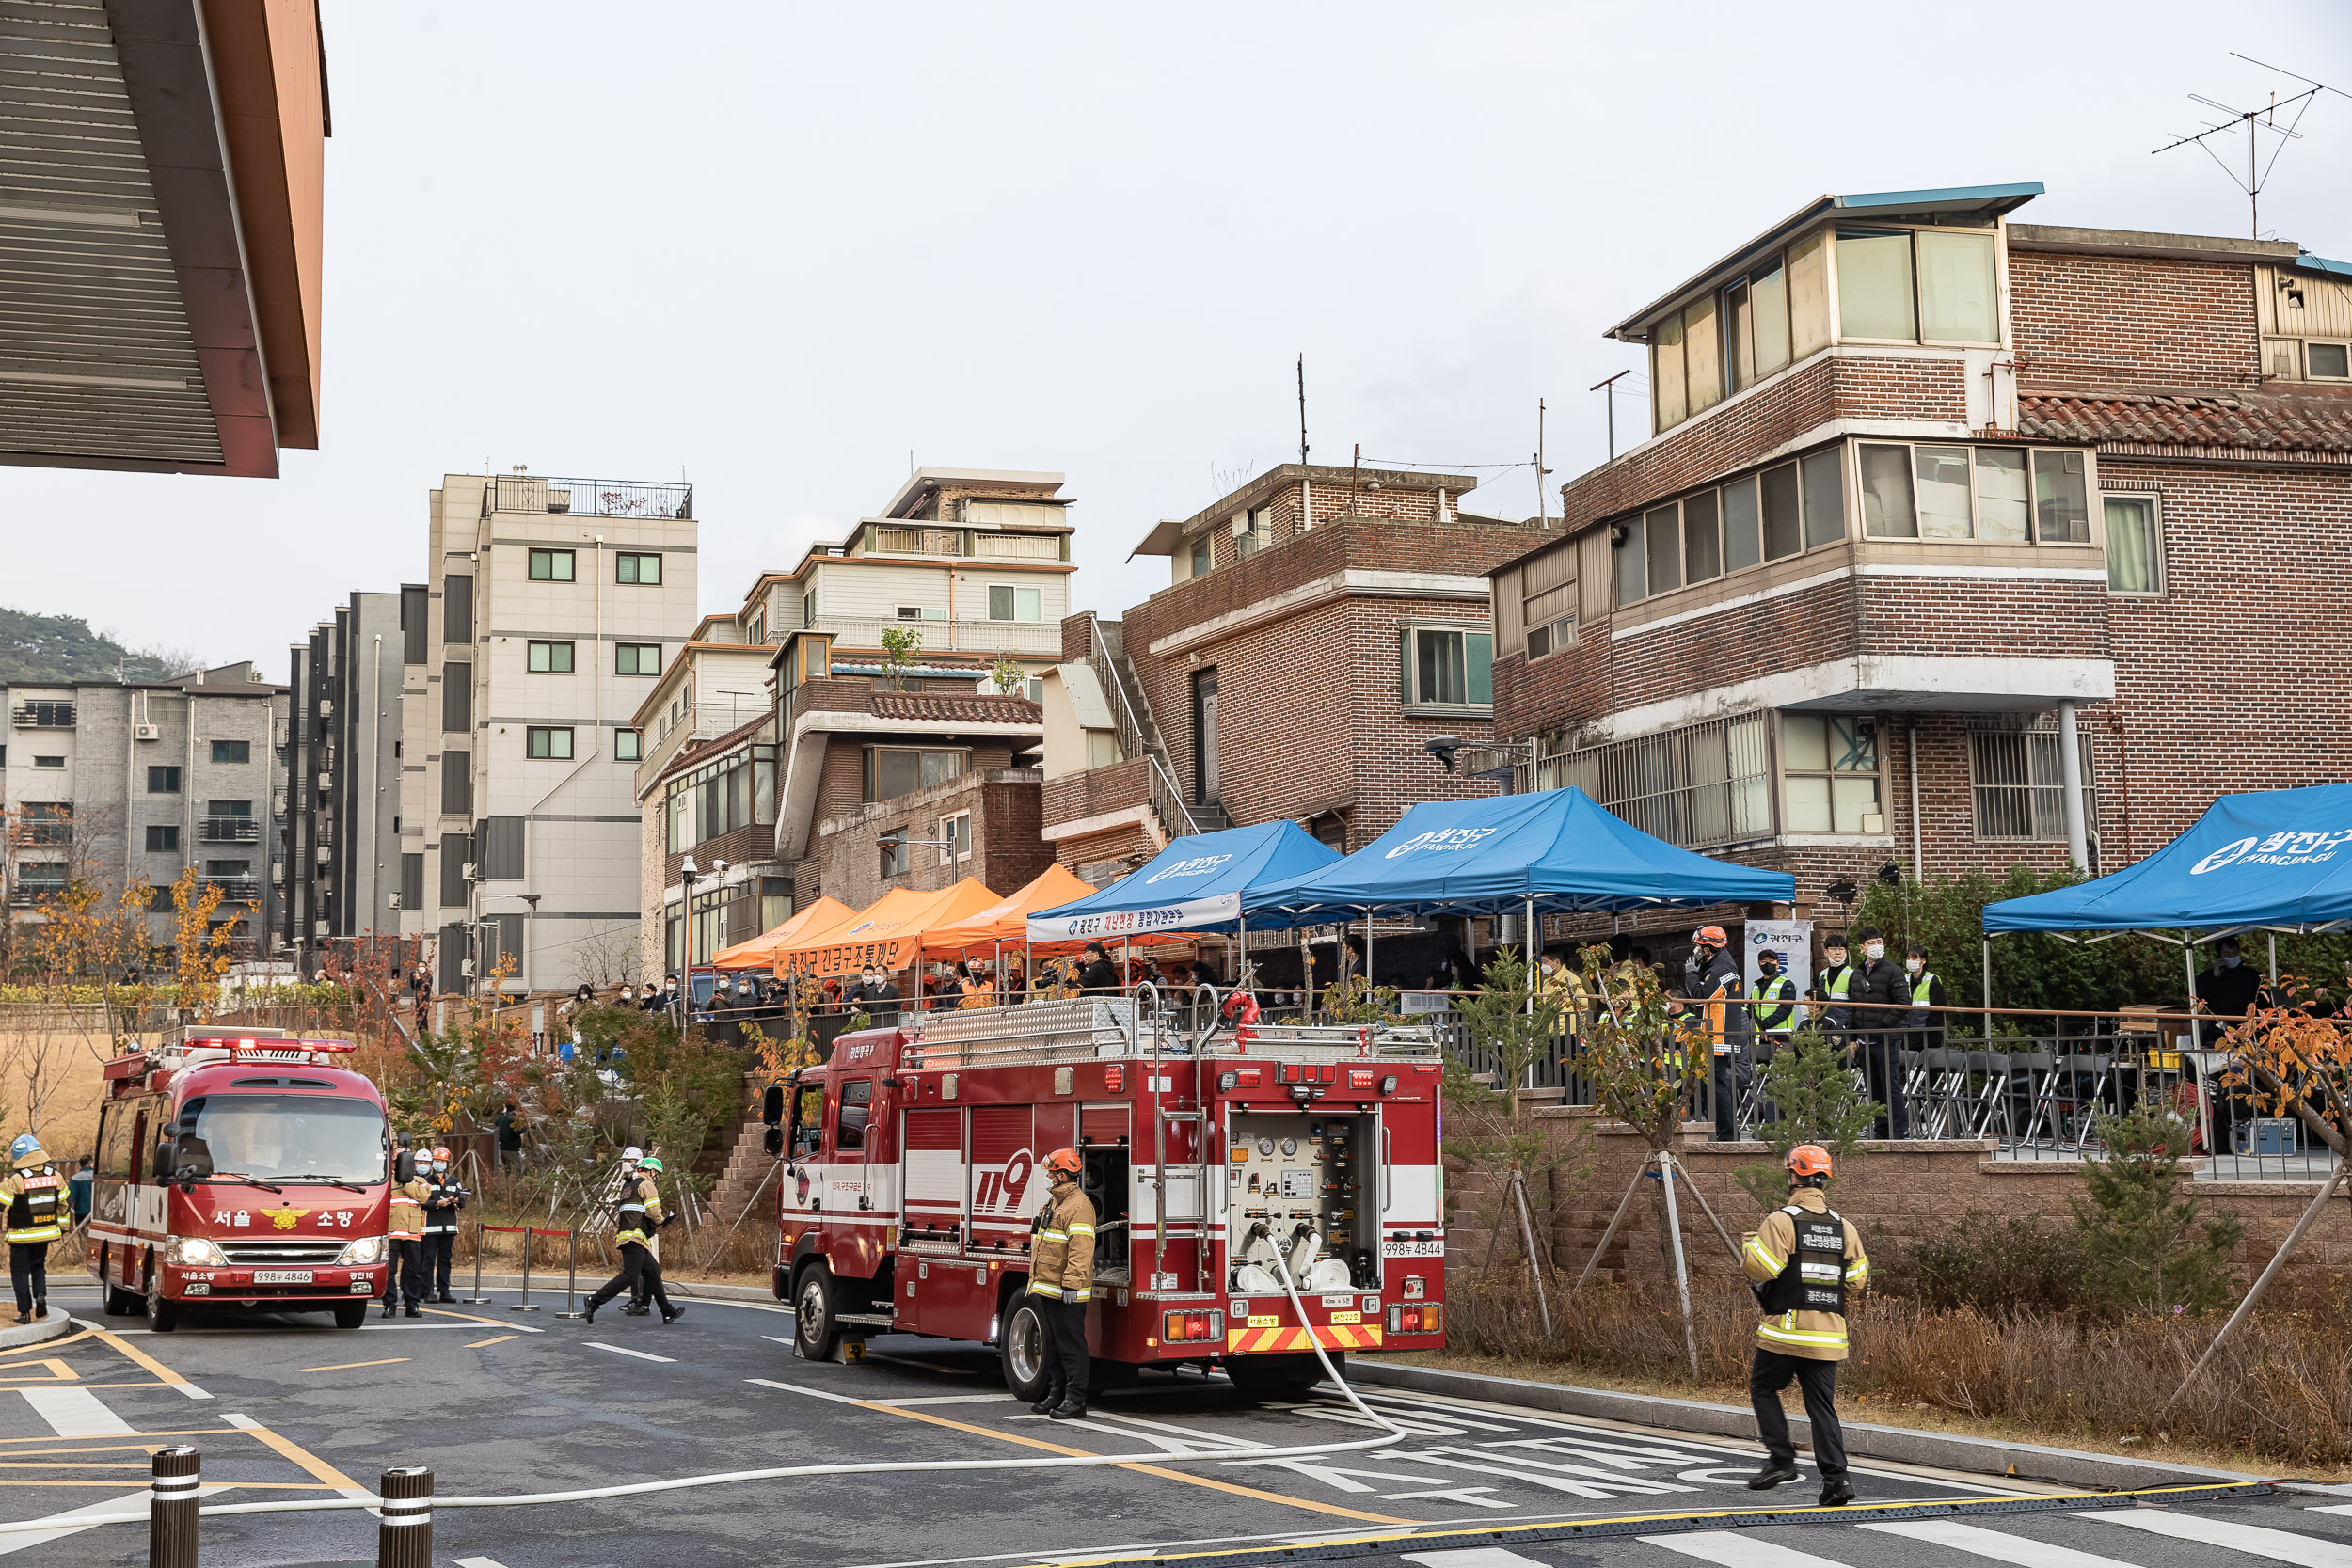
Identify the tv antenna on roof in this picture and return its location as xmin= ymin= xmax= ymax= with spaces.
xmin=2153 ymin=55 xmax=2346 ymax=240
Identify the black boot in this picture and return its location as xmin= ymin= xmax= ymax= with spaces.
xmin=1819 ymin=1476 xmax=1857 ymax=1507
xmin=1048 ymin=1401 xmax=1088 ymax=1420
xmin=32 ymin=1299 xmax=45 ymax=1321
xmin=660 ymin=1304 xmax=684 ymax=1324
xmin=381 ymin=1302 xmax=397 ymax=1320
xmin=1030 ymin=1391 xmax=1061 ymax=1415
xmin=1746 ymin=1461 xmax=1802 ymax=1491
xmin=583 ymin=1301 xmax=599 ymax=1324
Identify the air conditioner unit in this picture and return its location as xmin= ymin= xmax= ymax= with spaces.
xmin=133 ymin=724 xmax=160 ymax=742
xmin=315 ymin=846 xmax=331 ymax=864
xmin=460 ymin=958 xmax=476 ymax=978
xmin=316 ymin=774 xmax=331 ymax=790
xmin=312 ymin=921 xmax=329 ymax=939
xmin=319 ymin=698 xmax=334 ymax=717
xmin=269 ymin=863 xmax=284 ymax=883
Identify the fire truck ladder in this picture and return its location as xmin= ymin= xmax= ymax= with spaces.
xmin=1138 ymin=983 xmax=1213 ymax=1298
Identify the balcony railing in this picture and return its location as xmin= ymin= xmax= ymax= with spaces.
xmin=810 ymin=616 xmax=1059 ymax=656
xmin=482 ymin=473 xmax=692 ymax=520
xmin=198 ymin=816 xmax=261 ymax=845
xmin=201 ymin=878 xmax=261 ymax=904
xmin=1087 ymin=618 xmax=1199 ymax=839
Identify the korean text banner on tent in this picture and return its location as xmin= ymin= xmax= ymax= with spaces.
xmin=1025 ymin=820 xmax=1341 ymax=942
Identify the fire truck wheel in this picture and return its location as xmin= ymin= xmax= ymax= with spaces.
xmin=1224 ymin=1352 xmax=1333 ymax=1403
xmin=145 ymin=1275 xmax=180 ymax=1334
xmin=332 ymin=1301 xmax=369 ymax=1329
xmin=793 ymin=1265 xmax=841 ymax=1361
xmin=998 ymin=1298 xmax=1053 ymax=1404
xmin=103 ymin=1283 xmax=138 ymax=1317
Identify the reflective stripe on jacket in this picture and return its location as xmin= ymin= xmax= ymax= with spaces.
xmin=1754 ymin=974 xmax=1799 ymax=1034
xmin=3 ymin=1164 xmax=63 ymax=1244
xmin=1025 ymin=1180 xmax=1097 ymax=1302
xmin=388 ymin=1179 xmax=430 ymax=1240
xmin=1740 ymin=1186 xmax=1867 ymax=1362
xmin=614 ymin=1176 xmax=665 ymax=1247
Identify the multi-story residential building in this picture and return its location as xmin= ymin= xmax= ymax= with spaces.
xmin=396 ymin=470 xmax=699 ymax=994
xmin=0 ymin=4 xmax=326 ymax=478
xmin=2 ymin=666 xmax=288 ymax=956
xmin=1039 ymin=463 xmax=1546 ymax=886
xmin=279 ymin=593 xmax=406 ymax=969
xmin=1485 ymin=181 xmax=2352 ymax=942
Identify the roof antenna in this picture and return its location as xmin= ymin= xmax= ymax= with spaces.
xmin=1295 ymin=355 xmax=1309 ymax=467
xmin=2153 ymin=56 xmax=2342 ymax=239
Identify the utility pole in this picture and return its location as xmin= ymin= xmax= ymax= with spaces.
xmin=1534 ymin=398 xmax=1550 ymax=527
xmin=1295 ymin=356 xmax=1309 ymax=467
xmin=1590 ymin=371 xmax=1631 ymax=462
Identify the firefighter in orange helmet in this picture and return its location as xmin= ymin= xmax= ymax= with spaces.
xmin=1740 ymin=1144 xmax=1867 ymax=1507
xmin=1025 ymin=1148 xmax=1096 ymax=1419
xmin=1674 ymin=925 xmax=1749 ymax=1141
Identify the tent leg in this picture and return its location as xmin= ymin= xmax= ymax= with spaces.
xmin=2268 ymin=932 xmax=2278 ymax=990
xmin=1525 ymin=895 xmax=1537 ymax=1089
xmin=2185 ymin=932 xmax=2197 ymax=1026
xmin=1981 ymin=937 xmax=1993 ymax=1046
xmin=1364 ymin=908 xmax=1374 ymax=998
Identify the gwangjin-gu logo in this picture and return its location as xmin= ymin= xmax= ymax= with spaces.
xmin=1384 ymin=827 xmax=1499 ymax=860
xmin=2189 ymin=828 xmax=2352 ymax=875
xmin=1145 ymin=853 xmax=1232 ymax=884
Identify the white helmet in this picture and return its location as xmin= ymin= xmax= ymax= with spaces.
xmin=621 ymin=1145 xmax=643 ymax=1164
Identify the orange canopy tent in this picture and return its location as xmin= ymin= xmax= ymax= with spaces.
xmin=774 ymin=877 xmax=1000 ymax=978
xmin=919 ymin=864 xmax=1191 ymax=959
xmin=708 ymin=895 xmax=854 ymax=972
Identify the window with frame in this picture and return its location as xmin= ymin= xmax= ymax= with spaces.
xmin=203 ymin=858 xmax=251 ymax=879
xmin=526 ymin=640 xmax=575 ymax=673
xmin=2307 ymin=341 xmax=2350 ymax=379
xmin=32 ymin=754 xmax=63 ymax=768
xmin=1610 ymin=447 xmax=1844 ymax=607
xmin=148 ymin=765 xmax=181 ymax=793
xmin=616 ymin=552 xmax=661 ymax=584
xmin=1232 ymin=505 xmax=1274 ymax=561
xmin=2104 ymin=495 xmax=2163 ymax=594
xmin=986 ymin=585 xmax=1041 ymax=622
xmin=1399 ymin=626 xmax=1493 ymax=709
xmin=613 ymin=727 xmax=643 ymax=762
xmin=1853 ymin=440 xmax=2086 ymax=544
xmin=1188 ymin=536 xmax=1212 ymax=578
xmin=1546 ymin=711 xmax=1771 ymax=849
xmin=1971 ymin=727 xmax=2097 ymax=842
xmin=1779 ymin=714 xmax=1883 ymax=835
xmin=615 ymin=642 xmax=661 ymax=675
xmin=864 ymin=747 xmax=964 ymax=803
xmin=749 ymin=613 xmax=765 ymax=644
xmin=210 ymin=739 xmax=250 ymax=764
xmin=834 ymin=1078 xmax=874 ymax=1148
xmin=19 ymin=699 xmax=72 ymax=727
xmin=528 ymin=548 xmax=575 ymax=582
xmin=146 ymin=824 xmax=180 ymax=852
xmin=16 ymin=862 xmax=68 ymax=894
xmin=878 ymin=828 xmax=911 ymax=879
xmin=939 ymin=810 xmax=969 ymax=864
xmin=21 ymin=802 xmax=72 ymax=844
xmin=526 ymin=726 xmax=574 ymax=760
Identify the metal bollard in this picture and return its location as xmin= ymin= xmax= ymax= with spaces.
xmin=375 ymin=1465 xmax=432 ymax=1568
xmin=555 ymin=1228 xmax=585 ymax=1319
xmin=461 ymin=1220 xmax=492 ymax=1304
xmin=149 ymin=1445 xmax=200 ymax=1568
xmin=510 ymin=1229 xmax=539 ymax=1312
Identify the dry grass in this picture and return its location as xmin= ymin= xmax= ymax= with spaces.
xmin=1441 ymin=1266 xmax=2352 ymax=1469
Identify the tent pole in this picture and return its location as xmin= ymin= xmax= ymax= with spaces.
xmin=1364 ymin=908 xmax=1374 ymax=999
xmin=2185 ymin=931 xmax=2197 ymax=1027
xmin=1980 ymin=937 xmax=1993 ymax=1045
xmin=2268 ymin=932 xmax=2278 ymax=990
xmin=1238 ymin=912 xmax=1248 ymax=998
xmin=1525 ymin=895 xmax=1537 ymax=1090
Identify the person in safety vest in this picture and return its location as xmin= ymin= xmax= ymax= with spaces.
xmin=585 ymin=1152 xmax=679 ymax=1324
xmin=1809 ymin=933 xmax=1854 ymax=1039
xmin=1741 ymin=1144 xmax=1867 ymax=1507
xmin=385 ymin=1156 xmax=432 ymax=1319
xmin=1025 ymin=1148 xmax=1097 ymax=1419
xmin=1672 ymin=927 xmax=1750 ymax=1141
xmin=1753 ymin=950 xmax=1800 ymax=1047
xmin=1901 ymin=944 xmax=1947 ymax=1051
xmin=419 ymin=1146 xmax=463 ymax=1305
xmin=4 ymin=1134 xmax=65 ymax=1323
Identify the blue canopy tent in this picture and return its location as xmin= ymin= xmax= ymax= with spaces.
xmin=1025 ymin=819 xmax=1342 ymax=943
xmin=1983 ymin=783 xmax=2352 ymax=1026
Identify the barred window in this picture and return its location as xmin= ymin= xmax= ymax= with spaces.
xmin=1971 ymin=728 xmax=2096 ymax=843
xmin=1540 ymin=711 xmax=1771 ymax=849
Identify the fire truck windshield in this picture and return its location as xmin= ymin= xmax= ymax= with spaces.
xmin=164 ymin=1095 xmax=389 ymax=1186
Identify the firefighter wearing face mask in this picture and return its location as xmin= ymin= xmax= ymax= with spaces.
xmin=384 ymin=1158 xmax=431 ymax=1319
xmin=419 ymin=1146 xmax=463 ymax=1305
xmin=4 ymin=1134 xmax=64 ymax=1324
xmin=1741 ymin=1144 xmax=1867 ymax=1509
xmin=1672 ymin=927 xmax=1750 ymax=1141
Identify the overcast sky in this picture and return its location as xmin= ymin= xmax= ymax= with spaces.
xmin=8 ymin=2 xmax=2348 ymax=670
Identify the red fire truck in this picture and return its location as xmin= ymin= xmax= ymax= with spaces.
xmin=762 ymin=995 xmax=1447 ymax=1400
xmin=86 ymin=1028 xmax=392 ymax=1332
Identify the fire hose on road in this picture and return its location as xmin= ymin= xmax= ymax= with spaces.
xmin=0 ymin=1255 xmax=1411 ymax=1563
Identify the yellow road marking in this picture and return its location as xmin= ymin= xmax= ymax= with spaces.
xmin=866 ymin=1403 xmax=1412 ymax=1526
xmin=81 ymin=1323 xmax=187 ymax=1386
xmin=297 ymin=1357 xmax=409 ymax=1373
xmin=0 ymin=1428 xmax=235 ymax=1447
xmin=464 ymin=1335 xmax=517 ymax=1348
xmin=421 ymin=1305 xmax=526 ymax=1329
xmin=0 ymin=1326 xmax=97 ymax=1354
xmin=230 ymin=1418 xmax=365 ymax=1493
xmin=79 ymin=1381 xmax=172 ymax=1389
xmin=0 ymin=1358 xmax=78 ymax=1383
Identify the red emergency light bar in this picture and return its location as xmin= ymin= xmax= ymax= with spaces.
xmin=188 ymin=1037 xmax=358 ymax=1054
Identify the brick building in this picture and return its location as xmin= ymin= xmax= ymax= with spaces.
xmin=1039 ymin=463 xmax=1548 ymax=888
xmin=1484 ymin=181 xmax=2352 ymax=943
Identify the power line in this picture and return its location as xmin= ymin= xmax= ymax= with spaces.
xmin=2153 ymin=67 xmax=2328 ymax=238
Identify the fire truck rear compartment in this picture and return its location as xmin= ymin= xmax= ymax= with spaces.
xmin=1223 ymin=1108 xmax=1377 ymax=1292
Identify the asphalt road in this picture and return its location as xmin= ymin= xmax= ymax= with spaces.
xmin=7 ymin=1278 xmax=2350 ymax=1568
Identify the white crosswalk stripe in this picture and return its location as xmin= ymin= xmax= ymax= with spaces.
xmin=2088 ymin=1511 xmax=2352 ymax=1566
xmin=15 ymin=1386 xmax=134 ymax=1436
xmin=1399 ymin=1551 xmax=1550 ymax=1568
xmin=1640 ymin=1528 xmax=1859 ymax=1565
xmin=1862 ymin=1517 xmax=2146 ymax=1566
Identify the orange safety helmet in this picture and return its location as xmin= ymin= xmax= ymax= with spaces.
xmin=1786 ymin=1144 xmax=1834 ymax=1182
xmin=430 ymin=1146 xmax=451 ymax=1163
xmin=1692 ymin=926 xmax=1729 ymax=949
xmin=1043 ymin=1148 xmax=1084 ymax=1180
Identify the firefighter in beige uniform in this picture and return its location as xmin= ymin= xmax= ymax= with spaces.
xmin=1740 ymin=1143 xmax=1867 ymax=1507
xmin=1025 ymin=1148 xmax=1096 ymax=1420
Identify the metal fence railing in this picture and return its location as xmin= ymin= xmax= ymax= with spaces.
xmin=1087 ymin=618 xmax=1199 ymax=838
xmin=481 ymin=474 xmax=692 ymax=520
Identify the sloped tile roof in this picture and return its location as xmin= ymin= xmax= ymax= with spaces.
xmin=2016 ymin=388 xmax=2352 ymax=454
xmin=868 ymin=692 xmax=1042 ymax=725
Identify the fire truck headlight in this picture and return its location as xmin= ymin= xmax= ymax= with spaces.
xmin=336 ymin=1235 xmax=387 ymax=1266
xmin=170 ymin=1236 xmax=229 ymax=1268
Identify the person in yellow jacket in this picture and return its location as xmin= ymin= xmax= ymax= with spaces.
xmin=384 ymin=1160 xmax=432 ymax=1320
xmin=1740 ymin=1143 xmax=1867 ymax=1507
xmin=5 ymin=1134 xmax=65 ymax=1324
xmin=1025 ymin=1148 xmax=1096 ymax=1419
xmin=585 ymin=1150 xmax=681 ymax=1324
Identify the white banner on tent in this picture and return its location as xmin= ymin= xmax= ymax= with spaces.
xmin=1026 ymin=890 xmax=1241 ymax=943
xmin=1744 ymin=919 xmax=1813 ymax=1027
